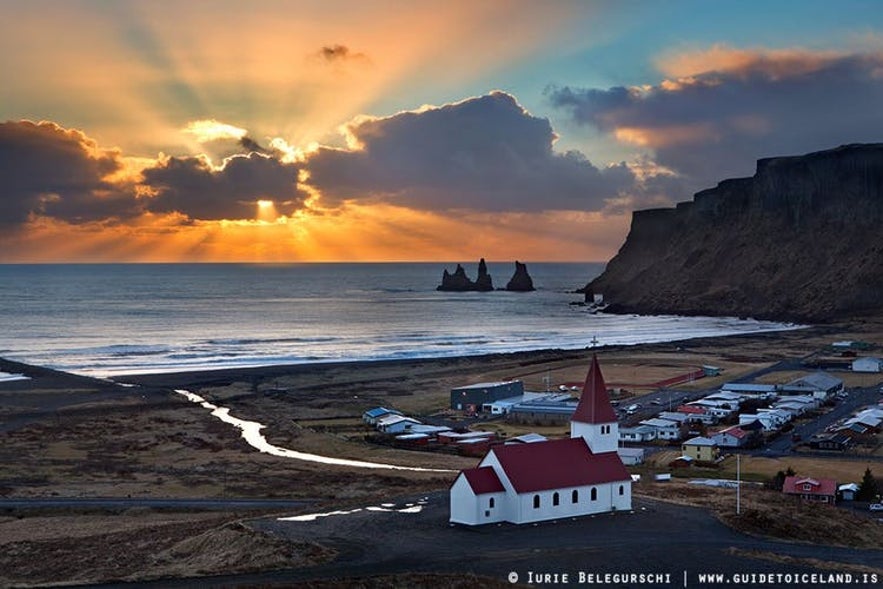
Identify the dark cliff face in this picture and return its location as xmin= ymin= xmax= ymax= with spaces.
xmin=586 ymin=144 xmax=883 ymax=322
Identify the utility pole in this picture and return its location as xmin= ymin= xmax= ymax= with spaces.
xmin=736 ymin=453 xmax=741 ymax=515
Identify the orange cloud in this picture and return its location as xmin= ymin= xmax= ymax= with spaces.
xmin=614 ymin=123 xmax=719 ymax=148
xmin=656 ymin=44 xmax=847 ymax=79
xmin=0 ymin=204 xmax=628 ymax=263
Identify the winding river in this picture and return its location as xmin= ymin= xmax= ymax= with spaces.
xmin=175 ymin=389 xmax=455 ymax=473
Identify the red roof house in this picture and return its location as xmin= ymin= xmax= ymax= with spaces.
xmin=782 ymin=476 xmax=837 ymax=504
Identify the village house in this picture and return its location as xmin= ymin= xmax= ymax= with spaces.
xmin=712 ymin=425 xmax=753 ymax=448
xmin=681 ymin=436 xmax=720 ymax=462
xmin=852 ymin=357 xmax=882 ymax=373
xmin=839 ymin=483 xmax=860 ymax=501
xmin=362 ymin=406 xmax=402 ymax=425
xmin=450 ymin=380 xmax=524 ymax=412
xmin=507 ymin=393 xmax=578 ymax=425
xmin=449 ymin=356 xmax=632 ymax=526
xmin=619 ymin=425 xmax=657 ymax=443
xmin=639 ymin=417 xmax=683 ymax=441
xmin=721 ymin=382 xmax=778 ymax=399
xmin=808 ymin=433 xmax=852 ymax=451
xmin=676 ymin=404 xmax=718 ymax=424
xmin=683 ymin=401 xmax=732 ymax=422
xmin=782 ymin=372 xmax=844 ymax=400
xmin=782 ymin=475 xmax=837 ymax=504
xmin=377 ymin=414 xmax=422 ymax=434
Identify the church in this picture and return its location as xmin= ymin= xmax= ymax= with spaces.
xmin=449 ymin=355 xmax=632 ymax=525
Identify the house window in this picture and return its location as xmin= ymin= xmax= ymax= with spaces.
xmin=489 ymin=497 xmax=495 ymax=509
xmin=803 ymin=483 xmax=812 ymax=491
xmin=572 ymin=490 xmax=579 ymax=504
xmin=553 ymin=492 xmax=560 ymax=506
xmin=591 ymin=488 xmax=597 ymax=501
xmin=619 ymin=485 xmax=624 ymax=496
xmin=533 ymin=494 xmax=540 ymax=509
xmin=485 ymin=510 xmax=490 ymax=517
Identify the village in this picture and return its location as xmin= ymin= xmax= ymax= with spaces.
xmin=358 ymin=341 xmax=883 ymax=522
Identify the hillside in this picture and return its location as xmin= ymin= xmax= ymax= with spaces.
xmin=584 ymin=144 xmax=883 ymax=322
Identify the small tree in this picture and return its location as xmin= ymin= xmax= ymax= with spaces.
xmin=857 ymin=467 xmax=880 ymax=502
xmin=768 ymin=466 xmax=796 ymax=491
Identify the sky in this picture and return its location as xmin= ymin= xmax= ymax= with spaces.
xmin=3 ymin=0 xmax=883 ymax=262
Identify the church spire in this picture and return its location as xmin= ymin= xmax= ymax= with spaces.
xmin=572 ymin=354 xmax=617 ymax=424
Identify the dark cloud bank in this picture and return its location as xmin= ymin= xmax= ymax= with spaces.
xmin=548 ymin=52 xmax=883 ymax=193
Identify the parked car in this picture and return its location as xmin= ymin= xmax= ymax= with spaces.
xmin=869 ymin=503 xmax=883 ymax=511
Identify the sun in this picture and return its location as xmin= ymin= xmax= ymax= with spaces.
xmin=256 ymin=199 xmax=277 ymax=222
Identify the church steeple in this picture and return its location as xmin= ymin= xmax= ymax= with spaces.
xmin=570 ymin=354 xmax=619 ymax=453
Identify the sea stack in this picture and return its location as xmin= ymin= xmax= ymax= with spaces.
xmin=474 ymin=258 xmax=494 ymax=291
xmin=505 ymin=261 xmax=535 ymax=292
xmin=437 ymin=259 xmax=494 ymax=291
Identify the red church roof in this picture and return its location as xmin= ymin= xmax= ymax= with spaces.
xmin=489 ymin=437 xmax=630 ymax=493
xmin=572 ymin=355 xmax=617 ymax=424
xmin=461 ymin=466 xmax=505 ymax=494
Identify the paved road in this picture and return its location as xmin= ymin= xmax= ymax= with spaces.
xmin=91 ymin=492 xmax=883 ymax=588
xmin=0 ymin=497 xmax=315 ymax=511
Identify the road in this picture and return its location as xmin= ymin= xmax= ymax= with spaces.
xmin=89 ymin=492 xmax=883 ymax=588
xmin=0 ymin=497 xmax=315 ymax=511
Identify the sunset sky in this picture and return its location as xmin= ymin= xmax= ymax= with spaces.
xmin=3 ymin=0 xmax=883 ymax=262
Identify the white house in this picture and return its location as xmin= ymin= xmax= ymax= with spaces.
xmin=617 ymin=447 xmax=645 ymax=466
xmin=853 ymin=357 xmax=883 ymax=373
xmin=640 ymin=417 xmax=682 ymax=440
xmin=713 ymin=425 xmax=751 ymax=448
xmin=450 ymin=355 xmax=632 ymax=526
xmin=362 ymin=407 xmax=402 ymax=425
xmin=739 ymin=413 xmax=778 ymax=432
xmin=785 ymin=373 xmax=843 ymax=400
xmin=377 ymin=415 xmax=422 ymax=434
xmin=619 ymin=425 xmax=657 ymax=443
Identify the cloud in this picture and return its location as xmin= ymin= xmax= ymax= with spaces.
xmin=548 ymin=49 xmax=883 ymax=191
xmin=0 ymin=120 xmax=136 ymax=227
xmin=315 ymin=44 xmax=370 ymax=64
xmin=140 ymin=152 xmax=306 ymax=220
xmin=304 ymin=91 xmax=636 ymax=211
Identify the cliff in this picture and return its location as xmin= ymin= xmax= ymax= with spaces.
xmin=584 ymin=144 xmax=883 ymax=322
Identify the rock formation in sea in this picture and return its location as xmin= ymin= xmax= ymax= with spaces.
xmin=437 ymin=259 xmax=494 ymax=291
xmin=505 ymin=261 xmax=535 ymax=292
xmin=474 ymin=258 xmax=494 ymax=291
xmin=582 ymin=143 xmax=883 ymax=322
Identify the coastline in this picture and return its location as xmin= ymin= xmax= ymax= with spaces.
xmin=2 ymin=317 xmax=882 ymax=587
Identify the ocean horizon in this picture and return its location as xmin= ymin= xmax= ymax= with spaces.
xmin=0 ymin=262 xmax=800 ymax=378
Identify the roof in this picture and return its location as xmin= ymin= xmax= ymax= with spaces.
xmin=378 ymin=415 xmax=420 ymax=426
xmin=571 ymin=355 xmax=617 ymax=424
xmin=788 ymin=372 xmax=843 ymax=391
xmin=783 ymin=476 xmax=837 ymax=497
xmin=395 ymin=433 xmax=429 ymax=440
xmin=716 ymin=426 xmax=748 ymax=439
xmin=722 ymin=383 xmax=777 ymax=393
xmin=363 ymin=407 xmax=399 ymax=418
xmin=488 ymin=437 xmax=630 ymax=493
xmin=678 ymin=405 xmax=708 ymax=414
xmin=454 ymin=380 xmax=520 ymax=390
xmin=684 ymin=436 xmax=717 ymax=447
xmin=461 ymin=466 xmax=505 ymax=495
xmin=839 ymin=483 xmax=860 ymax=492
xmin=506 ymin=433 xmax=547 ymax=444
xmin=640 ymin=418 xmax=681 ymax=429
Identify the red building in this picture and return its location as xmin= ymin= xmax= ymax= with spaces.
xmin=782 ymin=475 xmax=837 ymax=504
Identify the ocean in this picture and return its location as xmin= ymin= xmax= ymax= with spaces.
xmin=0 ymin=263 xmax=798 ymax=377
